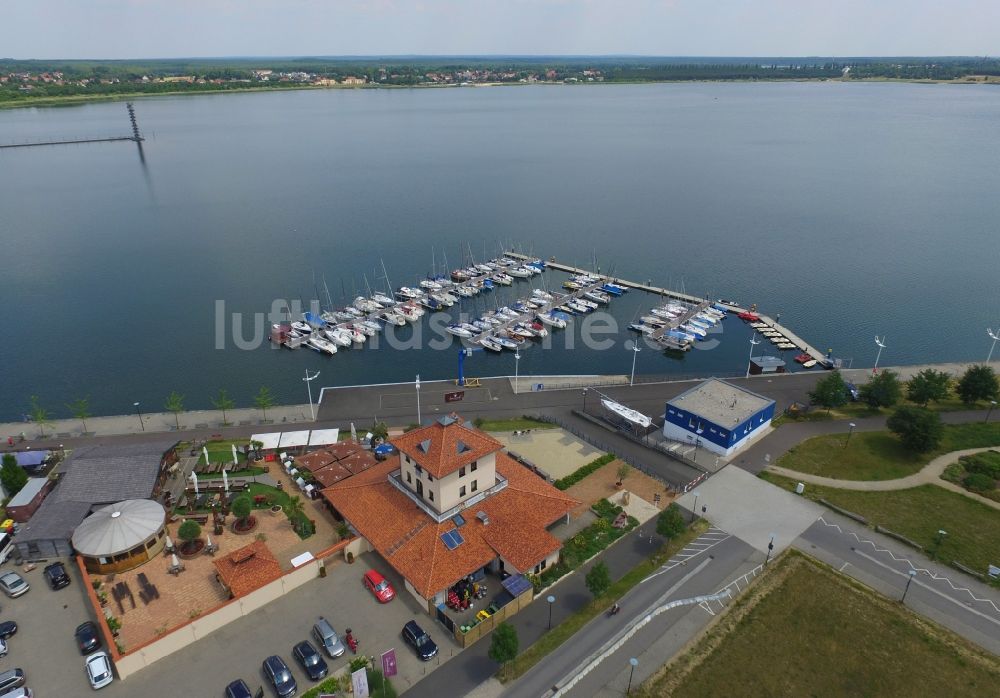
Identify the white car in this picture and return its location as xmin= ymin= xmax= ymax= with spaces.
xmin=0 ymin=637 xmax=6 ymax=657
xmin=85 ymin=651 xmax=114 ymax=689
xmin=0 ymin=572 xmax=28 ymax=598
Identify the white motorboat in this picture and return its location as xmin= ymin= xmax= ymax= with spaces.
xmin=601 ymin=398 xmax=652 ymax=428
xmin=507 ymin=267 xmax=532 ymax=278
xmin=291 ymin=321 xmax=312 ymax=334
xmin=446 ymin=324 xmax=474 ymax=338
xmin=479 ymin=336 xmax=503 ymax=352
xmin=346 ymin=327 xmax=366 ymax=343
xmin=475 ymin=264 xmax=494 ymax=274
xmin=537 ymin=313 xmax=567 ymax=329
xmin=680 ymin=323 xmax=706 ymax=338
xmin=419 ymin=279 xmax=442 ymax=291
xmin=492 ymin=273 xmax=513 ymax=286
xmin=456 ymin=286 xmax=476 ymax=298
xmin=324 ymin=329 xmax=353 ymax=347
xmin=512 ymin=323 xmax=538 ymax=337
xmin=649 ymin=308 xmax=678 ymax=320
xmin=352 ymin=323 xmax=376 ymax=337
xmin=372 ymin=293 xmax=395 ymax=306
xmin=576 ymin=298 xmax=598 ymax=310
xmin=381 ymin=311 xmax=406 ymax=326
xmin=306 ymin=336 xmax=337 ymax=355
xmin=430 ymin=292 xmax=454 ymax=307
xmin=492 ymin=335 xmax=518 ymax=350
xmin=567 ymin=300 xmax=591 ymax=313
xmin=399 ymin=305 xmax=422 ymax=323
xmin=397 ymin=286 xmax=423 ymax=299
xmin=583 ymin=290 xmax=610 ymax=305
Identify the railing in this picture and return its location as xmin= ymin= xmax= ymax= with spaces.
xmin=386 ymin=469 xmax=508 ymax=523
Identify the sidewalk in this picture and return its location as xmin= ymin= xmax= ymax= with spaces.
xmin=767 ymin=447 xmax=1000 ymax=511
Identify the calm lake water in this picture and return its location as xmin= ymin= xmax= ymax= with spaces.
xmin=2 ymin=82 xmax=999 ymax=420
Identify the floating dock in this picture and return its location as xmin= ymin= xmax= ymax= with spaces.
xmin=507 ymin=251 xmax=827 ymax=363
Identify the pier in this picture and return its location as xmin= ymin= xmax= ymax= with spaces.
xmin=0 ymin=102 xmax=144 ymax=150
xmin=507 ymin=251 xmax=827 ymax=363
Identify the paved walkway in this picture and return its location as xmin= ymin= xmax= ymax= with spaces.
xmin=767 ymin=447 xmax=1000 ymax=511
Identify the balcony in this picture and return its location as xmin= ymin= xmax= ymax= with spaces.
xmin=387 ymin=470 xmax=507 ymax=523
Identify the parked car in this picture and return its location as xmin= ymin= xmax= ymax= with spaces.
xmin=0 ymin=687 xmax=33 ymax=698
xmin=75 ymin=621 xmax=102 ymax=655
xmin=363 ymin=569 xmax=395 ymax=603
xmin=0 ymin=622 xmax=16 ymax=640
xmin=0 ymin=639 xmax=7 ymax=658
xmin=401 ymin=620 xmax=438 ymax=661
xmin=310 ymin=617 xmax=345 ymax=658
xmin=292 ymin=640 xmax=328 ymax=681
xmin=42 ymin=562 xmax=71 ymax=590
xmin=845 ymin=381 xmax=860 ymax=401
xmin=224 ymin=678 xmax=253 ymax=698
xmin=0 ymin=669 xmax=26 ymax=693
xmin=0 ymin=574 xmax=28 ymax=599
xmin=261 ymin=655 xmax=296 ymax=697
xmin=85 ymin=651 xmax=114 ymax=689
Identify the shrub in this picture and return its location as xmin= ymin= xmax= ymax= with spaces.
xmin=941 ymin=462 xmax=966 ymax=484
xmin=554 ymin=454 xmax=615 ymax=490
xmin=959 ymin=451 xmax=1000 ymax=480
xmin=956 ymin=364 xmax=1000 ymax=405
xmin=963 ymin=472 xmax=996 ymax=493
xmin=585 ymin=561 xmax=611 ymax=597
xmin=231 ymin=494 xmax=252 ymax=522
xmin=656 ymin=503 xmax=687 ymax=538
xmin=887 ymin=405 xmax=944 ymax=452
xmin=177 ymin=519 xmax=201 ymax=543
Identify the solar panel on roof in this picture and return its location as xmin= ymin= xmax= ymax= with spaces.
xmin=440 ymin=531 xmax=458 ymax=550
xmin=452 ymin=514 xmax=466 ymax=527
xmin=451 ymin=530 xmax=464 ymax=546
xmin=501 ymin=574 xmax=532 ymax=597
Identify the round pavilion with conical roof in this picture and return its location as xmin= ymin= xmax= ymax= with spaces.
xmin=72 ymin=499 xmax=167 ymax=574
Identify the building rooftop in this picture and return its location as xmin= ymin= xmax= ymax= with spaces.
xmin=668 ymin=378 xmax=774 ymax=427
xmin=72 ymin=499 xmax=166 ymax=557
xmin=323 ymin=451 xmax=577 ymax=598
xmin=392 ymin=415 xmax=503 ymax=479
xmin=213 ymin=540 xmax=283 ymax=598
xmin=6 ymin=477 xmax=48 ymax=508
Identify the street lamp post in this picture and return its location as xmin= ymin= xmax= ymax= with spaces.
xmin=514 ymin=350 xmax=521 ymax=395
xmin=629 ymin=342 xmax=641 ymax=387
xmin=746 ymin=332 xmax=760 ymax=379
xmin=582 ymin=388 xmax=588 ymax=414
xmin=546 ymin=595 xmax=555 ymax=630
xmin=691 ymin=490 xmax=700 ymax=523
xmin=765 ymin=533 xmax=775 ymax=565
xmin=415 ymin=374 xmax=421 ymax=425
xmin=845 ymin=422 xmax=857 ymax=447
xmin=986 ymin=400 xmax=997 ymax=424
xmin=988 ymin=328 xmax=999 ymax=364
xmin=302 ymin=369 xmax=320 ymax=421
xmin=133 ymin=402 xmax=144 ymax=432
xmin=873 ymin=335 xmax=887 ymax=375
xmin=933 ymin=529 xmax=947 ymax=558
xmin=901 ymin=569 xmax=917 ymax=602
xmin=627 ymin=657 xmax=639 ymax=696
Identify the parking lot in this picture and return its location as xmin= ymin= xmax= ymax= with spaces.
xmin=3 ymin=550 xmax=464 ymax=696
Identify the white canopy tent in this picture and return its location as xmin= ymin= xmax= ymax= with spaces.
xmin=251 ymin=432 xmax=282 ymax=451
xmin=308 ymin=428 xmax=340 ymax=447
xmin=278 ymin=431 xmax=311 ymax=450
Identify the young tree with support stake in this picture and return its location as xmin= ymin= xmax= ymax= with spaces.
xmin=28 ymin=395 xmax=52 ymax=437
xmin=164 ymin=391 xmax=185 ymax=430
xmin=488 ymin=622 xmax=519 ymax=680
xmin=66 ymin=396 xmax=92 ymax=434
xmin=211 ymin=388 xmax=235 ymax=426
xmin=254 ymin=386 xmax=276 ymax=422
xmin=585 ymin=561 xmax=611 ymax=598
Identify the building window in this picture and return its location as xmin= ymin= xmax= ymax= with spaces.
xmin=471 ymin=461 xmax=478 ymax=472
xmin=459 ymin=466 xmax=466 ymax=478
xmin=428 ymin=491 xmax=434 ymax=502
xmin=406 ymin=471 xmax=412 ymax=484
xmin=460 ymin=485 xmax=466 ymax=497
xmin=533 ymin=559 xmax=548 ymax=574
xmin=428 ymin=472 xmax=434 ymax=482
xmin=415 ymin=464 xmax=422 ymax=475
xmin=471 ymin=479 xmax=478 ymax=492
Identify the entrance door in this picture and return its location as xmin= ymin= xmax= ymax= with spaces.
xmin=416 ymin=481 xmax=424 ymax=497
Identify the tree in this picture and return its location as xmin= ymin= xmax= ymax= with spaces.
xmin=906 ymin=369 xmax=951 ymax=406
xmin=616 ymin=463 xmax=631 ymax=485
xmin=164 ymin=391 xmax=185 ymax=430
xmin=956 ymin=365 xmax=1000 ymax=406
xmin=488 ymin=622 xmax=519 ymax=680
xmin=177 ymin=519 xmax=202 ymax=553
xmin=29 ymin=395 xmax=52 ymax=437
xmin=1 ymin=454 xmax=29 ymax=497
xmin=371 ymin=420 xmax=389 ymax=443
xmin=809 ymin=370 xmax=848 ymax=412
xmin=254 ymin=385 xmax=276 ymax=422
xmin=887 ymin=406 xmax=944 ymax=453
xmin=231 ymin=494 xmax=253 ymax=525
xmin=859 ymin=370 xmax=902 ymax=409
xmin=585 ymin=560 xmax=611 ymax=598
xmin=656 ymin=503 xmax=687 ymax=538
xmin=284 ymin=495 xmax=306 ymax=534
xmin=211 ymin=388 xmax=235 ymax=425
xmin=66 ymin=396 xmax=92 ymax=433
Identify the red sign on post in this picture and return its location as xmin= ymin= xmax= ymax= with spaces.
xmin=444 ymin=391 xmax=465 ymax=403
xmin=381 ymin=649 xmax=398 ymax=678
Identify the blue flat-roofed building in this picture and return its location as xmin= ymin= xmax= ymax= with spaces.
xmin=664 ymin=379 xmax=775 ymax=457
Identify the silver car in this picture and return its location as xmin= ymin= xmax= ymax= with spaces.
xmin=311 ymin=617 xmax=346 ymax=658
xmin=0 ymin=573 xmax=28 ymax=599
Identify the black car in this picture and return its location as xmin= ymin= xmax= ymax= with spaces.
xmin=291 ymin=640 xmax=328 ymax=681
xmin=262 ymin=655 xmax=297 ymax=697
xmin=43 ymin=562 xmax=71 ymax=590
xmin=75 ymin=621 xmax=102 ymax=654
xmin=0 ymin=621 xmax=16 ymax=640
xmin=225 ymin=678 xmax=254 ymax=698
xmin=402 ymin=620 xmax=438 ymax=661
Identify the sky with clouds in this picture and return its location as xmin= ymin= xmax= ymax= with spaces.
xmin=3 ymin=0 xmax=997 ymax=59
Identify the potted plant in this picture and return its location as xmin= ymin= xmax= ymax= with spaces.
xmin=231 ymin=494 xmax=257 ymax=534
xmin=615 ymin=463 xmax=631 ymax=489
xmin=177 ymin=519 xmax=205 ymax=557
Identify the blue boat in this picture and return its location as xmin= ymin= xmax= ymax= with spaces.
xmin=712 ymin=303 xmax=729 ymax=315
xmin=601 ymin=283 xmax=626 ymax=296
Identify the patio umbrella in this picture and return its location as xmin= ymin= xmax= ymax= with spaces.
xmin=171 ymin=553 xmax=181 ymax=569
xmin=222 ymin=469 xmax=229 ymax=494
xmin=231 ymin=443 xmax=238 ymax=466
xmin=203 ymin=445 xmax=210 ymax=465
xmin=350 ymin=422 xmax=357 ymax=442
xmin=164 ymin=534 xmax=173 ymax=550
xmin=205 ymin=534 xmax=213 ymax=549
xmin=190 ymin=471 xmax=199 ymax=496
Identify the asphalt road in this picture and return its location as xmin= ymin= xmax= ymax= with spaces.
xmin=794 ymin=512 xmax=1000 ymax=656
xmin=504 ymin=531 xmax=761 ymax=698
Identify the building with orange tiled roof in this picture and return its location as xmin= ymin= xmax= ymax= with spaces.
xmin=213 ymin=540 xmax=283 ymax=598
xmin=322 ymin=416 xmax=578 ymax=612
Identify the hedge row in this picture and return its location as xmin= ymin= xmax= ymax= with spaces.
xmin=554 ymin=453 xmax=616 ymax=490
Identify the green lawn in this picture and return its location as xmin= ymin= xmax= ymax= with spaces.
xmin=246 ymin=483 xmax=314 ymax=539
xmin=761 ymin=473 xmax=1000 ymax=573
xmin=475 ymin=416 xmax=558 ymax=432
xmin=777 ymin=422 xmax=1000 ymax=481
xmin=192 ymin=439 xmax=252 ymax=466
xmin=648 ymin=553 xmax=1000 ymax=697
xmin=195 ymin=466 xmax=265 ymax=480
